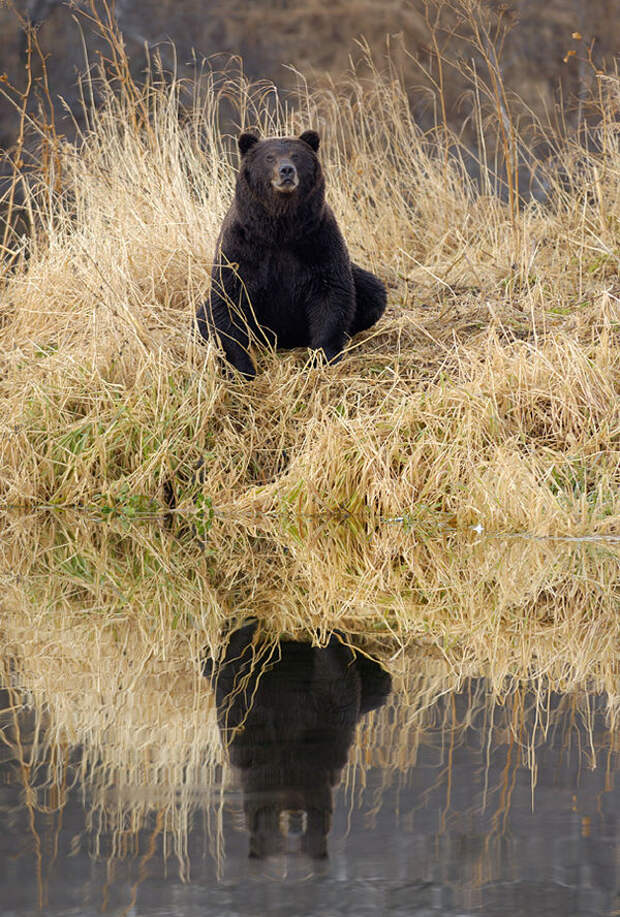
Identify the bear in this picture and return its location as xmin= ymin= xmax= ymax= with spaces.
xmin=195 ymin=130 xmax=387 ymax=379
xmin=204 ymin=621 xmax=391 ymax=859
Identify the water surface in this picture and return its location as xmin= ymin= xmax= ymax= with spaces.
xmin=0 ymin=523 xmax=618 ymax=915
xmin=1 ymin=657 xmax=617 ymax=915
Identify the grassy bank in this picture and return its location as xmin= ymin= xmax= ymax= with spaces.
xmin=1 ymin=16 xmax=618 ymax=524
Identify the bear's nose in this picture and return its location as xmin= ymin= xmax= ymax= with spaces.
xmin=278 ymin=162 xmax=296 ymax=180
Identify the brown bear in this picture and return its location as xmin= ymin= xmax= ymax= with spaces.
xmin=195 ymin=130 xmax=386 ymax=378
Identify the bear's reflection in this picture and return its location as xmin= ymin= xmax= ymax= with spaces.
xmin=206 ymin=622 xmax=391 ymax=859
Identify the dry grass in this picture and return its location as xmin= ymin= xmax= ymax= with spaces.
xmin=0 ymin=6 xmax=618 ymax=695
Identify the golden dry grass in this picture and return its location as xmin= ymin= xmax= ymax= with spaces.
xmin=1 ymin=38 xmax=618 ymax=526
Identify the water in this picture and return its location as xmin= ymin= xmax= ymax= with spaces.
xmin=1 ymin=627 xmax=618 ymax=916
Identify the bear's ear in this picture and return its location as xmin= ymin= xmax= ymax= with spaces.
xmin=299 ymin=130 xmax=320 ymax=152
xmin=238 ymin=131 xmax=260 ymax=157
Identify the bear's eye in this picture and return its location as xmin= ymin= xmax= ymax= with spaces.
xmin=291 ymin=154 xmax=299 ymax=161
xmin=265 ymin=154 xmax=275 ymax=163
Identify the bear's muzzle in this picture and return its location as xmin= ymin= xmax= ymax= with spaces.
xmin=271 ymin=159 xmax=299 ymax=193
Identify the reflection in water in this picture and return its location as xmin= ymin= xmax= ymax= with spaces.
xmin=206 ymin=622 xmax=391 ymax=859
xmin=1 ymin=512 xmax=619 ymax=912
xmin=0 ymin=655 xmax=618 ymax=914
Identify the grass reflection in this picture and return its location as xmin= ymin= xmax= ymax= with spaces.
xmin=0 ymin=512 xmax=617 ymax=894
xmin=1 ymin=511 xmax=618 ymax=694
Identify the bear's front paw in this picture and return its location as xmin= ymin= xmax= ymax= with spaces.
xmin=222 ymin=354 xmax=256 ymax=380
xmin=316 ymin=345 xmax=343 ymax=366
xmin=306 ymin=347 xmax=342 ymax=370
xmin=234 ymin=361 xmax=257 ymax=381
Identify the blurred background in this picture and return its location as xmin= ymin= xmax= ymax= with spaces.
xmin=1 ymin=0 xmax=618 ymax=155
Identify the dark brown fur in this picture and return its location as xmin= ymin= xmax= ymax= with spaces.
xmin=196 ymin=130 xmax=386 ymax=378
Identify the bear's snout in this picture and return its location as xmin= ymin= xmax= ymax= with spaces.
xmin=279 ymin=163 xmax=295 ymax=180
xmin=272 ymin=158 xmax=299 ymax=193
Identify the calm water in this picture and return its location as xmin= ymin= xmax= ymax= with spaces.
xmin=1 ymin=622 xmax=618 ymax=916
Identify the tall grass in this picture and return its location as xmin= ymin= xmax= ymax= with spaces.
xmin=0 ymin=5 xmax=618 ymax=524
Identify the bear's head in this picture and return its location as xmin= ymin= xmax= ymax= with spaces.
xmin=237 ymin=130 xmax=322 ymax=200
